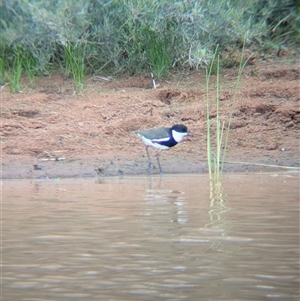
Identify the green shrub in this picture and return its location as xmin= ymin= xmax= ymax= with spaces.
xmin=0 ymin=0 xmax=298 ymax=85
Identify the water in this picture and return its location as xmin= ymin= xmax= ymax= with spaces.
xmin=2 ymin=173 xmax=299 ymax=300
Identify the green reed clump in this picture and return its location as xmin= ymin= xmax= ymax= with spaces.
xmin=64 ymin=43 xmax=86 ymax=92
xmin=0 ymin=47 xmax=6 ymax=84
xmin=20 ymin=49 xmax=37 ymax=86
xmin=9 ymin=50 xmax=23 ymax=93
xmin=205 ymin=42 xmax=249 ymax=184
xmin=143 ymin=28 xmax=172 ymax=78
xmin=1 ymin=46 xmax=38 ymax=92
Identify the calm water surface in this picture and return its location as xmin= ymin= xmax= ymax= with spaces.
xmin=2 ymin=173 xmax=299 ymax=300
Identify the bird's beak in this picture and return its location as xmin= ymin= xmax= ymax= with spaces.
xmin=187 ymin=131 xmax=193 ymax=137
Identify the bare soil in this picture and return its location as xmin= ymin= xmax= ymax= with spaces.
xmin=1 ymin=54 xmax=299 ymax=179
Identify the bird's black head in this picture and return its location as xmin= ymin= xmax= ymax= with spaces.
xmin=171 ymin=124 xmax=189 ymax=133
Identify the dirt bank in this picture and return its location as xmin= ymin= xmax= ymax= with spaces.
xmin=1 ymin=54 xmax=299 ymax=179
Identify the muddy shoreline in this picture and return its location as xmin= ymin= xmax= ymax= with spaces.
xmin=1 ymin=55 xmax=299 ymax=179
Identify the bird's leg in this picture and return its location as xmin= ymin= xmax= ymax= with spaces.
xmin=156 ymin=151 xmax=163 ymax=175
xmin=146 ymin=146 xmax=152 ymax=172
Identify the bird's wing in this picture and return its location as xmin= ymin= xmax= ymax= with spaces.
xmin=137 ymin=127 xmax=170 ymax=140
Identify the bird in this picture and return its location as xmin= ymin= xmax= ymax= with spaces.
xmin=0 ymin=83 xmax=8 ymax=90
xmin=134 ymin=124 xmax=192 ymax=174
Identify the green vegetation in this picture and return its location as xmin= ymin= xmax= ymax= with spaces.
xmin=1 ymin=46 xmax=38 ymax=92
xmin=0 ymin=0 xmax=299 ymax=92
xmin=205 ymin=41 xmax=250 ymax=188
xmin=20 ymin=49 xmax=37 ymax=87
xmin=206 ymin=41 xmax=250 ymax=199
xmin=64 ymin=43 xmax=86 ymax=92
xmin=0 ymin=46 xmax=7 ymax=84
xmin=205 ymin=46 xmax=226 ymax=186
xmin=144 ymin=28 xmax=172 ymax=78
xmin=9 ymin=52 xmax=23 ymax=93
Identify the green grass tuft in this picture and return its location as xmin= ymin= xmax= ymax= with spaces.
xmin=205 ymin=39 xmax=249 ymax=186
xmin=64 ymin=43 xmax=86 ymax=92
xmin=9 ymin=50 xmax=23 ymax=93
xmin=143 ymin=28 xmax=172 ymax=78
xmin=20 ymin=50 xmax=37 ymax=86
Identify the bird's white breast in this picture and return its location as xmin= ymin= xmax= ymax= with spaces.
xmin=172 ymin=130 xmax=188 ymax=142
